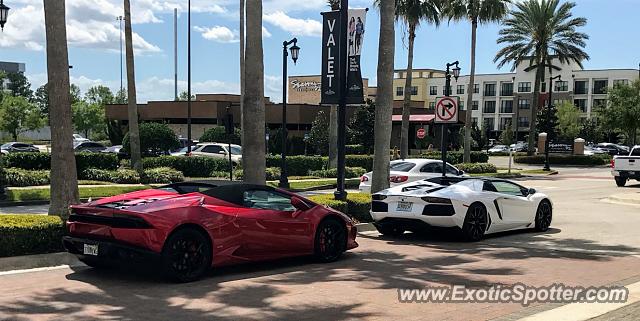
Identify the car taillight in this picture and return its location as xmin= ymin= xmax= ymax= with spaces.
xmin=611 ymin=158 xmax=615 ymax=168
xmin=421 ymin=196 xmax=452 ymax=204
xmin=390 ymin=175 xmax=408 ymax=183
xmin=360 ymin=175 xmax=369 ymax=182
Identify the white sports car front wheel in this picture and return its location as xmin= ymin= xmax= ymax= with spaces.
xmin=461 ymin=203 xmax=488 ymax=241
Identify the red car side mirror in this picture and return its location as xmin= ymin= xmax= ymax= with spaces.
xmin=291 ymin=196 xmax=311 ymax=211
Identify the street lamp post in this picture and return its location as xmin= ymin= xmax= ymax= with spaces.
xmin=117 ymin=16 xmax=124 ymax=94
xmin=334 ymin=0 xmax=348 ymax=201
xmin=279 ymin=38 xmax=300 ymax=189
xmin=0 ymin=0 xmax=9 ymax=31
xmin=442 ymin=61 xmax=461 ymax=177
xmin=544 ymin=74 xmax=562 ymax=171
xmin=186 ymin=0 xmax=192 ymax=155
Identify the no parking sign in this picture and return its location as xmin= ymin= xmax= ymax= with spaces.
xmin=435 ymin=97 xmax=458 ymax=124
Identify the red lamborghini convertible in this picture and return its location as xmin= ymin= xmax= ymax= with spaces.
xmin=63 ymin=182 xmax=358 ymax=282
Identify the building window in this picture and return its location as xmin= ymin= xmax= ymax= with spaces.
xmin=429 ymin=101 xmax=436 ymax=109
xmin=593 ymin=80 xmax=608 ymax=94
xmin=574 ymin=80 xmax=587 ymax=95
xmin=541 ymin=82 xmax=547 ymax=93
xmin=500 ymin=100 xmax=513 ymax=113
xmin=473 ymin=84 xmax=479 ymax=94
xmin=500 ymin=82 xmax=514 ymax=96
xmin=484 ymin=83 xmax=496 ymax=96
xmin=574 ymin=99 xmax=587 ymax=113
xmin=429 ymin=86 xmax=437 ymax=95
xmin=484 ymin=118 xmax=495 ymax=131
xmin=499 ymin=117 xmax=512 ymax=130
xmin=442 ymin=85 xmax=452 ymax=95
xmin=459 ymin=101 xmax=465 ymax=111
xmin=472 ymin=117 xmax=478 ymax=127
xmin=483 ymin=101 xmax=496 ymax=113
xmin=518 ymin=82 xmax=531 ymax=93
xmin=593 ymin=99 xmax=607 ymax=109
xmin=613 ymin=79 xmax=629 ymax=87
xmin=411 ymin=86 xmax=418 ymax=95
xmin=554 ymin=81 xmax=568 ymax=92
xmin=517 ymin=117 xmax=529 ymax=128
xmin=396 ymin=87 xmax=404 ymax=96
xmin=518 ymin=99 xmax=531 ymax=110
xmin=457 ymin=85 xmax=465 ymax=95
xmin=472 ymin=100 xmax=479 ymax=110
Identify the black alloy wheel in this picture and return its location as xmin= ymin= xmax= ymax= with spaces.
xmin=535 ymin=200 xmax=553 ymax=232
xmin=462 ymin=203 xmax=488 ymax=241
xmin=162 ymin=228 xmax=212 ymax=283
xmin=314 ymin=219 xmax=347 ymax=262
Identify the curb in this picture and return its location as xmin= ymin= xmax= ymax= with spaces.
xmin=356 ymin=222 xmax=376 ymax=232
xmin=0 ymin=252 xmax=80 ymax=273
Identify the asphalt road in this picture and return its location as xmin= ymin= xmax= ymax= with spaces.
xmin=2 ymin=167 xmax=640 ymax=320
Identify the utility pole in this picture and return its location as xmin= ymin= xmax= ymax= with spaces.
xmin=186 ymin=0 xmax=192 ymax=154
xmin=117 ymin=15 xmax=124 ymax=94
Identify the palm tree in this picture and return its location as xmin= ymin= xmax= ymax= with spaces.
xmin=242 ymin=1 xmax=266 ymax=184
xmin=371 ymin=0 xmax=395 ymax=193
xmin=494 ymin=0 xmax=589 ymax=155
xmin=390 ymin=0 xmax=441 ymax=159
xmin=124 ymin=0 xmax=143 ymax=173
xmin=444 ymin=0 xmax=510 ymax=163
xmin=43 ymin=0 xmax=79 ymax=218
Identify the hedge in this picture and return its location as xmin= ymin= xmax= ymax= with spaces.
xmin=211 ymin=167 xmax=281 ymax=181
xmin=455 ymin=163 xmax=497 ymax=174
xmin=3 ymin=168 xmax=50 ymax=186
xmin=345 ymin=144 xmax=367 ymax=155
xmin=514 ymin=155 xmax=610 ymax=166
xmin=308 ymin=193 xmax=372 ymax=223
xmin=143 ymin=156 xmax=230 ymax=177
xmin=308 ymin=167 xmax=366 ymax=179
xmin=420 ymin=151 xmax=489 ymax=164
xmin=0 ymin=215 xmax=65 ymax=257
xmin=2 ymin=152 xmax=119 ymax=172
xmin=266 ymin=155 xmax=327 ymax=176
xmin=80 ymin=168 xmax=140 ymax=184
xmin=142 ymin=167 xmax=184 ymax=184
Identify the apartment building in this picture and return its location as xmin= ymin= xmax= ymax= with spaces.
xmin=395 ymin=60 xmax=639 ymax=140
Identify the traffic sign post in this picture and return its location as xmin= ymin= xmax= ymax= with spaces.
xmin=416 ymin=128 xmax=426 ymax=139
xmin=437 ymin=61 xmax=461 ymax=177
xmin=434 ymin=97 xmax=458 ymax=124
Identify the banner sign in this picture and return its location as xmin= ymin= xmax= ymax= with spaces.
xmin=549 ymin=142 xmax=574 ymax=154
xmin=320 ymin=10 xmax=341 ymax=105
xmin=346 ymin=9 xmax=366 ymax=105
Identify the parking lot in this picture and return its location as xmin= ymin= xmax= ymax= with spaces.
xmin=1 ymin=168 xmax=640 ymax=321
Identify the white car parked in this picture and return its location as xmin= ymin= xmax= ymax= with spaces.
xmin=370 ymin=177 xmax=553 ymax=241
xmin=73 ymin=134 xmax=90 ymax=144
xmin=189 ymin=143 xmax=242 ymax=166
xmin=358 ymin=159 xmax=465 ymax=193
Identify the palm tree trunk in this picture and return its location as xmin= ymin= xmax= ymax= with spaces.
xmin=239 ymin=0 xmax=245 ymax=142
xmin=124 ymin=0 xmax=142 ymax=173
xmin=528 ymin=66 xmax=544 ymax=155
xmin=372 ymin=0 xmax=395 ymax=193
xmin=329 ymin=104 xmax=338 ymax=168
xmin=242 ymin=1 xmax=266 ymax=184
xmin=44 ymin=0 xmax=79 ymax=218
xmin=400 ymin=23 xmax=416 ymax=159
xmin=463 ymin=18 xmax=478 ymax=163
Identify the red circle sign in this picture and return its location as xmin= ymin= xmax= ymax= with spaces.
xmin=417 ymin=128 xmax=426 ymax=139
xmin=436 ymin=97 xmax=457 ymax=121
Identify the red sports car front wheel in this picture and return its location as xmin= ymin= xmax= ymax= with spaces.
xmin=314 ymin=219 xmax=347 ymax=262
xmin=161 ymin=228 xmax=212 ymax=283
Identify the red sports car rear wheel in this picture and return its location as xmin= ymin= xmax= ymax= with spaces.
xmin=314 ymin=219 xmax=346 ymax=262
xmin=161 ymin=228 xmax=212 ymax=282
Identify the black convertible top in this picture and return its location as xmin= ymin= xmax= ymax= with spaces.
xmin=159 ymin=181 xmax=283 ymax=206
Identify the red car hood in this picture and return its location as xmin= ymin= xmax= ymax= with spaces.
xmin=74 ymin=189 xmax=195 ymax=213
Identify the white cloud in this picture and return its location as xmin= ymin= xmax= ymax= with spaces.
xmin=195 ymin=26 xmax=238 ymax=43
xmin=262 ymin=27 xmax=272 ymax=38
xmin=263 ymin=11 xmax=322 ymax=37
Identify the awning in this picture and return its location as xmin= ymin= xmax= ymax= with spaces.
xmin=391 ymin=114 xmax=435 ymax=122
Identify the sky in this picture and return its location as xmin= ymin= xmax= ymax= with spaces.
xmin=0 ymin=0 xmax=638 ymax=103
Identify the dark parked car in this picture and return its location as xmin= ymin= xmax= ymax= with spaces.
xmin=74 ymin=141 xmax=107 ymax=153
xmin=0 ymin=142 xmax=40 ymax=154
xmin=596 ymin=143 xmax=629 ymax=156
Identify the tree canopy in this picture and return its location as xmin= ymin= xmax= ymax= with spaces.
xmin=0 ymin=96 xmax=45 ymax=140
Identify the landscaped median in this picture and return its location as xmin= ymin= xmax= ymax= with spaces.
xmin=4 ymin=185 xmax=152 ymax=202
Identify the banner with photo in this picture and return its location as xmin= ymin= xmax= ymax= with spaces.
xmin=346 ymin=8 xmax=366 ymax=105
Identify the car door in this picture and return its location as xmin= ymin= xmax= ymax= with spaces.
xmin=235 ymin=189 xmax=312 ymax=259
xmin=486 ymin=181 xmax=535 ymax=226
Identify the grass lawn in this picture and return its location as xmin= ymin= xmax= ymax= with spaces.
xmin=5 ymin=185 xmax=152 ymax=202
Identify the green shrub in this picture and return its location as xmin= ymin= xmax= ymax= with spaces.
xmin=200 ymin=126 xmax=241 ymax=145
xmin=345 ymin=144 xmax=367 ymax=155
xmin=3 ymin=152 xmax=118 ymax=171
xmin=514 ymin=155 xmax=610 ymax=166
xmin=143 ymin=156 xmax=229 ymax=177
xmin=266 ymin=155 xmax=327 ymax=176
xmin=80 ymin=168 xmax=141 ymax=184
xmin=211 ymin=167 xmax=280 ymax=181
xmin=308 ymin=192 xmax=372 ymax=223
xmin=345 ymin=155 xmax=374 ymax=171
xmin=455 ymin=163 xmax=497 ymax=174
xmin=142 ymin=167 xmax=184 ymax=184
xmin=420 ymin=151 xmax=489 ymax=164
xmin=123 ymin=122 xmax=181 ymax=156
xmin=308 ymin=167 xmax=366 ymax=178
xmin=265 ymin=167 xmax=281 ymax=180
xmin=3 ymin=168 xmax=50 ymax=186
xmin=0 ymin=215 xmax=65 ymax=257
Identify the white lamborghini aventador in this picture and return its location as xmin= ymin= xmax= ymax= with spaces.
xmin=370 ymin=177 xmax=553 ymax=241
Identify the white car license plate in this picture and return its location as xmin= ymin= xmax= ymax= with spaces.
xmin=83 ymin=244 xmax=99 ymax=256
xmin=396 ymin=201 xmax=413 ymax=212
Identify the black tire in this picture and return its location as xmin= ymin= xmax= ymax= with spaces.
xmin=314 ymin=219 xmax=347 ymax=262
xmin=534 ymin=200 xmax=553 ymax=232
xmin=161 ymin=228 xmax=212 ymax=283
xmin=462 ymin=203 xmax=488 ymax=241
xmin=374 ymin=223 xmax=406 ymax=237
xmin=615 ymin=177 xmax=627 ymax=187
